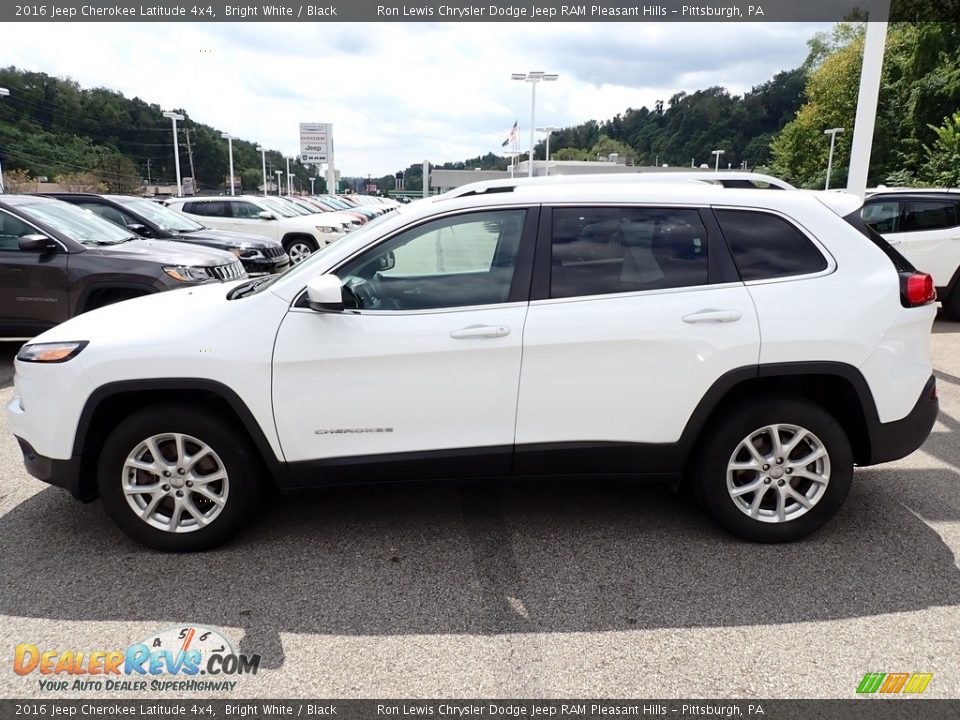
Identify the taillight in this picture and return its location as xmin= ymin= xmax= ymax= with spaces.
xmin=899 ymin=272 xmax=936 ymax=307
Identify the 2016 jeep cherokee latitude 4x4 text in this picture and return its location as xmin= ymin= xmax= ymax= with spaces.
xmin=8 ymin=181 xmax=939 ymax=551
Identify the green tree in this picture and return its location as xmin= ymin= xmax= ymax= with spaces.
xmin=920 ymin=112 xmax=960 ymax=186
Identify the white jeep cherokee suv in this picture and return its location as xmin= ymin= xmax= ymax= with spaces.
xmin=164 ymin=195 xmax=349 ymax=265
xmin=862 ymin=188 xmax=960 ymax=320
xmin=8 ymin=181 xmax=939 ymax=551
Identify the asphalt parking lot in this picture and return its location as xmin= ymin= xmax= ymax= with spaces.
xmin=1 ymin=322 xmax=959 ymax=700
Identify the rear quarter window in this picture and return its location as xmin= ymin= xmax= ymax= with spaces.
xmin=715 ymin=209 xmax=828 ymax=281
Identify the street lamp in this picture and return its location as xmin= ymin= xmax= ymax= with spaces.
xmin=275 ymin=170 xmax=283 ymax=196
xmin=256 ymin=145 xmax=267 ymax=196
xmin=162 ymin=111 xmax=185 ymax=196
xmin=711 ymin=149 xmax=725 ymax=172
xmin=286 ymin=157 xmax=292 ymax=196
xmin=0 ymin=88 xmax=9 ymax=193
xmin=310 ymin=176 xmax=316 ymax=194
xmin=824 ymin=127 xmax=845 ymax=190
xmin=512 ymin=71 xmax=559 ymax=177
xmin=221 ymin=133 xmax=237 ymax=195
xmin=536 ymin=126 xmax=557 ymax=176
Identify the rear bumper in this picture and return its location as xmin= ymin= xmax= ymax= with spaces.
xmin=863 ymin=374 xmax=939 ymax=465
xmin=15 ymin=437 xmax=95 ymax=502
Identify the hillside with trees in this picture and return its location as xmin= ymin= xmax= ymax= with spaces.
xmin=0 ymin=67 xmax=319 ymax=193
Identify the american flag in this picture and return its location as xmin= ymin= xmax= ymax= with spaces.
xmin=501 ymin=120 xmax=518 ymax=147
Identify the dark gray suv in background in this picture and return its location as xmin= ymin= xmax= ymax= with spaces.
xmin=0 ymin=194 xmax=246 ymax=338
xmin=44 ymin=193 xmax=290 ymax=276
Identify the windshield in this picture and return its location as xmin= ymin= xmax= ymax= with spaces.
xmin=259 ymin=197 xmax=299 ymax=217
xmin=19 ymin=201 xmax=135 ymax=245
xmin=112 ymin=196 xmax=205 ymax=232
xmin=278 ymin=199 xmax=314 ymax=216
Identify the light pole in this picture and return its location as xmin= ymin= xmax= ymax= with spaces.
xmin=0 ymin=88 xmax=9 ymax=193
xmin=221 ymin=133 xmax=236 ymax=195
xmin=162 ymin=111 xmax=185 ymax=196
xmin=286 ymin=157 xmax=292 ymax=196
xmin=536 ymin=126 xmax=556 ymax=176
xmin=256 ymin=145 xmax=267 ymax=196
xmin=512 ymin=71 xmax=558 ymax=177
xmin=711 ymin=149 xmax=725 ymax=172
xmin=275 ymin=170 xmax=283 ymax=196
xmin=310 ymin=176 xmax=316 ymax=194
xmin=824 ymin=127 xmax=845 ymax=190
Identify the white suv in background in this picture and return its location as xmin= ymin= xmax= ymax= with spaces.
xmin=862 ymin=189 xmax=960 ymax=320
xmin=9 ymin=181 xmax=939 ymax=551
xmin=164 ymin=195 xmax=347 ymax=264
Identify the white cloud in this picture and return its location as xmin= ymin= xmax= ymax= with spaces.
xmin=5 ymin=21 xmax=829 ymax=176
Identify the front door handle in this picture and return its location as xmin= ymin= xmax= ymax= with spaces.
xmin=682 ymin=309 xmax=742 ymax=324
xmin=449 ymin=325 xmax=511 ymax=339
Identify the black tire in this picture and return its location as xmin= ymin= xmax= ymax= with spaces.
xmin=943 ymin=286 xmax=960 ymax=322
xmin=693 ymin=396 xmax=853 ymax=543
xmin=282 ymin=236 xmax=318 ymax=265
xmin=97 ymin=405 xmax=263 ymax=552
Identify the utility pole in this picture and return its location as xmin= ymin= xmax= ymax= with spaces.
xmin=184 ymin=127 xmax=197 ymax=189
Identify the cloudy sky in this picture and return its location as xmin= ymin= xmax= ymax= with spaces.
xmin=6 ymin=22 xmax=830 ymax=176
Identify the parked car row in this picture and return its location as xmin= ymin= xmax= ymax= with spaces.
xmin=0 ymin=190 xmax=399 ymax=338
xmin=162 ymin=194 xmax=399 ymax=265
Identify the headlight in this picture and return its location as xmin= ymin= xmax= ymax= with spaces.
xmin=230 ymin=248 xmax=265 ymax=260
xmin=315 ymin=225 xmax=340 ymax=234
xmin=164 ymin=265 xmax=211 ymax=282
xmin=17 ymin=341 xmax=88 ymax=364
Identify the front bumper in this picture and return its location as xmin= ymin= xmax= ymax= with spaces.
xmin=240 ymin=256 xmax=290 ymax=277
xmin=864 ymin=374 xmax=939 ymax=465
xmin=15 ymin=436 xmax=94 ymax=501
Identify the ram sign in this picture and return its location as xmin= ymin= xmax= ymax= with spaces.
xmin=300 ymin=122 xmax=332 ymax=163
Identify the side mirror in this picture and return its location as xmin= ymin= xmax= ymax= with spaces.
xmin=18 ymin=234 xmax=60 ymax=253
xmin=258 ymin=211 xmax=275 ymax=220
xmin=306 ymin=274 xmax=345 ymax=313
xmin=127 ymin=223 xmax=151 ymax=237
xmin=376 ymin=250 xmax=396 ymax=272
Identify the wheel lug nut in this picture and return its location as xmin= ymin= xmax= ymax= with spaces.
xmin=785 ymin=468 xmax=793 ymax=474
xmin=186 ymin=481 xmax=193 ymax=488
xmin=162 ymin=484 xmax=170 ymax=491
xmin=763 ymin=478 xmax=771 ymax=484
xmin=176 ymin=490 xmax=184 ymax=497
xmin=163 ymin=471 xmax=171 ymax=477
xmin=776 ymin=458 xmax=783 ymax=464
xmin=177 ymin=468 xmax=185 ymax=475
xmin=762 ymin=464 xmax=770 ymax=471
xmin=778 ymin=479 xmax=785 ymax=486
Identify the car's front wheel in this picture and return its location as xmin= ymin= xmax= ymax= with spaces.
xmin=694 ymin=397 xmax=853 ymax=542
xmin=97 ymin=405 xmax=262 ymax=551
xmin=282 ymin=236 xmax=318 ymax=265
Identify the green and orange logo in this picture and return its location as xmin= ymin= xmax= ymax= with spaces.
xmin=857 ymin=672 xmax=933 ymax=695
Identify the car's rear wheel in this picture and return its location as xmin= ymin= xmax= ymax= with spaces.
xmin=97 ymin=405 xmax=262 ymax=551
xmin=283 ymin=236 xmax=318 ymax=265
xmin=694 ymin=397 xmax=853 ymax=542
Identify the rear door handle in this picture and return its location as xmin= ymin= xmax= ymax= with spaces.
xmin=682 ymin=309 xmax=742 ymax=324
xmin=450 ymin=325 xmax=511 ymax=339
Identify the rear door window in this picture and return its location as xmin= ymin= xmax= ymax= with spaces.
xmin=901 ymin=200 xmax=959 ymax=232
xmin=550 ymin=207 xmax=709 ymax=299
xmin=715 ymin=209 xmax=828 ymax=281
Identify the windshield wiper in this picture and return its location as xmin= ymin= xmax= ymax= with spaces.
xmin=227 ymin=276 xmax=273 ymax=300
